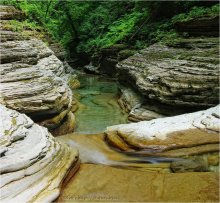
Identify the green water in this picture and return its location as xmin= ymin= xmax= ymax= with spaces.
xmin=74 ymin=73 xmax=128 ymax=133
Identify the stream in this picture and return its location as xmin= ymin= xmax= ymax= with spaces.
xmin=74 ymin=73 xmax=128 ymax=134
xmin=57 ymin=72 xmax=218 ymax=202
xmin=66 ymin=72 xmax=180 ymax=166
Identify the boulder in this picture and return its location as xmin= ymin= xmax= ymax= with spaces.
xmin=105 ymin=105 xmax=220 ymax=158
xmin=170 ymin=158 xmax=208 ymax=173
xmin=116 ymin=39 xmax=219 ymax=116
xmin=0 ymin=104 xmax=79 ymax=202
xmin=84 ymin=63 xmax=100 ymax=74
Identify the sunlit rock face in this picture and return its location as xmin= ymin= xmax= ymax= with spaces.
xmin=117 ymin=38 xmax=219 ymax=116
xmin=0 ymin=104 xmax=79 ymax=202
xmin=105 ymin=105 xmax=220 ymax=159
xmin=0 ymin=6 xmax=75 ymax=133
xmin=0 ymin=39 xmax=72 ymax=114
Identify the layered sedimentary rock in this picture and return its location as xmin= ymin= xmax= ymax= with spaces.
xmin=0 ymin=5 xmax=24 ymax=20
xmin=0 ymin=6 xmax=76 ymax=134
xmin=175 ymin=15 xmax=219 ymax=37
xmin=0 ymin=39 xmax=72 ymax=128
xmin=105 ymin=106 xmax=220 ymax=160
xmin=0 ymin=104 xmax=79 ymax=202
xmin=117 ymin=38 xmax=219 ymax=117
xmin=118 ymin=86 xmax=165 ymax=121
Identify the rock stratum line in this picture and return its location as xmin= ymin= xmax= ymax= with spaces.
xmin=0 ymin=104 xmax=79 ymax=202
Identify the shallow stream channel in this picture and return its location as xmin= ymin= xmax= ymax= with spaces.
xmin=57 ymin=72 xmax=218 ymax=202
xmin=74 ymin=73 xmax=128 ymax=133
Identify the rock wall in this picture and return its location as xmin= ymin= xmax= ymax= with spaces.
xmin=0 ymin=5 xmax=76 ymax=134
xmin=115 ymin=14 xmax=219 ymax=121
xmin=84 ymin=44 xmax=136 ymax=76
xmin=118 ymin=86 xmax=165 ymax=121
xmin=174 ymin=15 xmax=219 ymax=37
xmin=0 ymin=104 xmax=79 ymax=202
xmin=117 ymin=37 xmax=219 ymax=118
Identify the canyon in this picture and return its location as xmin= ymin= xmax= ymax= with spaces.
xmin=0 ymin=5 xmax=219 ymax=203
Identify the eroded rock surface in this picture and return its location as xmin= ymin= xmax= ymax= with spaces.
xmin=117 ymin=38 xmax=219 ymax=117
xmin=105 ymin=105 xmax=220 ymax=159
xmin=118 ymin=86 xmax=165 ymax=121
xmin=58 ymin=164 xmax=219 ymax=202
xmin=0 ymin=5 xmax=24 ymax=20
xmin=0 ymin=6 xmax=76 ymax=134
xmin=0 ymin=104 xmax=79 ymax=202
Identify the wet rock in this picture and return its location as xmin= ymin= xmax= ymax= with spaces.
xmin=52 ymin=111 xmax=76 ymax=136
xmin=129 ymin=106 xmax=165 ymax=122
xmin=0 ymin=104 xmax=79 ymax=202
xmin=117 ymin=38 xmax=219 ymax=115
xmin=105 ymin=105 xmax=220 ymax=157
xmin=68 ymin=75 xmax=81 ymax=89
xmin=170 ymin=158 xmax=208 ymax=173
xmin=118 ymin=86 xmax=143 ymax=113
xmin=84 ymin=63 xmax=100 ymax=74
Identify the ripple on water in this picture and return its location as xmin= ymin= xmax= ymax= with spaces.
xmin=74 ymin=74 xmax=128 ymax=133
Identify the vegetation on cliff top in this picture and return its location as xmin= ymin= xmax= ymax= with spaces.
xmin=2 ymin=0 xmax=219 ymax=55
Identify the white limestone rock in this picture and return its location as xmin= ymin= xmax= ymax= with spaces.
xmin=0 ymin=6 xmax=76 ymax=133
xmin=117 ymin=41 xmax=219 ymax=115
xmin=105 ymin=105 xmax=220 ymax=155
xmin=0 ymin=104 xmax=79 ymax=202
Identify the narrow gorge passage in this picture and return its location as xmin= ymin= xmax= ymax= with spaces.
xmin=74 ymin=73 xmax=128 ymax=134
xmin=1 ymin=2 xmax=219 ymax=202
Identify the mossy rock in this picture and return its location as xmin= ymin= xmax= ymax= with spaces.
xmin=101 ymin=44 xmax=128 ymax=55
xmin=118 ymin=49 xmax=137 ymax=60
xmin=68 ymin=75 xmax=80 ymax=89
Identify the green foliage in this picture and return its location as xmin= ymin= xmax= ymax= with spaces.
xmin=4 ymin=19 xmax=38 ymax=32
xmin=172 ymin=4 xmax=219 ymax=23
xmin=3 ymin=0 xmax=219 ymax=55
xmin=77 ymin=10 xmax=146 ymax=52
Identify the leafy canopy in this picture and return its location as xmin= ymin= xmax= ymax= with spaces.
xmin=3 ymin=0 xmax=219 ymax=54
